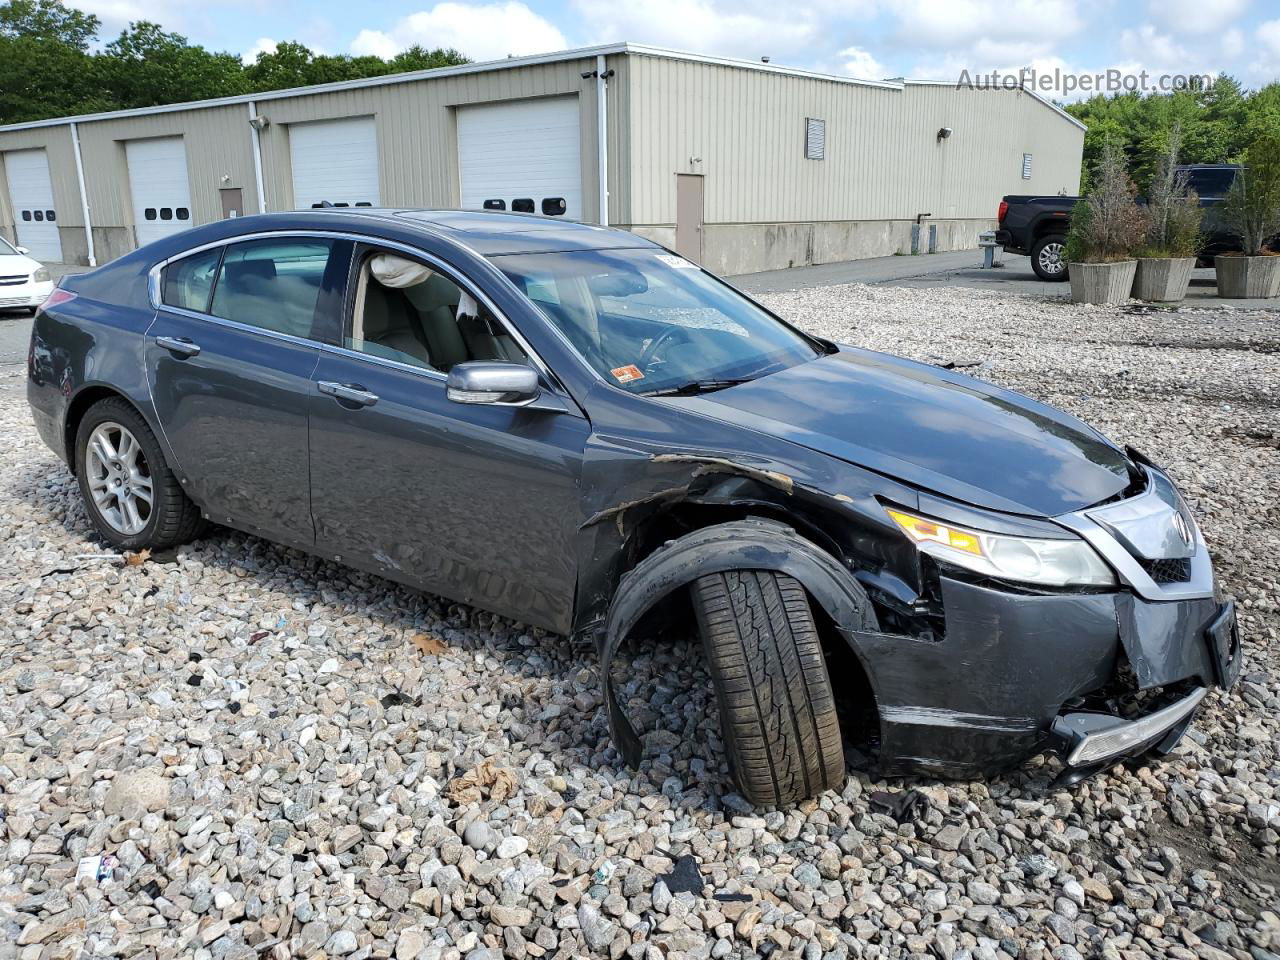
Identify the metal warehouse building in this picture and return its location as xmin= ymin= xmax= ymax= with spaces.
xmin=0 ymin=42 xmax=1084 ymax=276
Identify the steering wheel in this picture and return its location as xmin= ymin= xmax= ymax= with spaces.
xmin=637 ymin=326 xmax=692 ymax=373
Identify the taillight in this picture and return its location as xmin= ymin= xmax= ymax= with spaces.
xmin=997 ymin=200 xmax=1008 ymax=223
xmin=36 ymin=288 xmax=77 ymax=315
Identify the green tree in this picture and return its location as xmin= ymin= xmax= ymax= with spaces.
xmin=0 ymin=0 xmax=97 ymax=48
xmin=0 ymin=0 xmax=108 ymax=123
xmin=244 ymin=40 xmax=468 ymax=92
xmin=99 ymin=21 xmax=246 ymax=108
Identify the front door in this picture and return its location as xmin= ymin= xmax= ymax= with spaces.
xmin=145 ymin=235 xmax=351 ymax=545
xmin=307 ymin=245 xmax=589 ymax=632
xmin=675 ymin=173 xmax=704 ymax=263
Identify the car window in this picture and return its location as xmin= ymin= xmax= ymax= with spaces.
xmin=346 ymin=249 xmax=527 ymax=373
xmin=1185 ymin=168 xmax=1237 ymax=197
xmin=210 ymin=238 xmax=338 ymax=339
xmin=162 ymin=247 xmax=222 ymax=313
xmin=493 ymin=248 xmax=820 ymax=394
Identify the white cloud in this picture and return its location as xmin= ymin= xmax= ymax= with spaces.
xmin=885 ymin=0 xmax=1083 ymax=49
xmin=1146 ymin=0 xmax=1250 ymax=34
xmin=241 ymin=36 xmax=277 ymax=65
xmin=571 ymin=0 xmax=820 ymax=59
xmin=1260 ymin=19 xmax=1280 ymax=58
xmin=350 ymin=2 xmax=567 ymax=62
xmin=838 ymin=46 xmax=886 ymax=79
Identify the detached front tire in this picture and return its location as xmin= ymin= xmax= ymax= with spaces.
xmin=692 ymin=569 xmax=845 ymax=806
xmin=74 ymin=397 xmax=203 ymax=552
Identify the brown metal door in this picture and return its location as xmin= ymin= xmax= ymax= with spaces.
xmin=219 ymin=188 xmax=244 ymax=219
xmin=675 ymin=174 xmax=704 ymax=263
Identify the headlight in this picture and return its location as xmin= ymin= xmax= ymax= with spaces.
xmin=886 ymin=507 xmax=1115 ymax=587
xmin=33 ymin=268 xmax=50 ymax=282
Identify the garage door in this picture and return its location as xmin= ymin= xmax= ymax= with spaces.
xmin=126 ymin=137 xmax=193 ymax=248
xmin=458 ymin=97 xmax=582 ymax=220
xmin=290 ymin=117 xmax=380 ymax=209
xmin=4 ymin=149 xmax=63 ymax=262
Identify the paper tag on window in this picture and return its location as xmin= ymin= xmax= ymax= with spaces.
xmin=655 ymin=253 xmax=697 ymax=269
xmin=611 ymin=364 xmax=645 ymax=383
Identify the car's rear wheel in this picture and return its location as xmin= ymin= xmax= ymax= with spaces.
xmin=1031 ymin=234 xmax=1069 ymax=281
xmin=691 ymin=569 xmax=846 ymax=806
xmin=75 ymin=397 xmax=203 ymax=551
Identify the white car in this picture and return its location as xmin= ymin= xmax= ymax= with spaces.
xmin=0 ymin=236 xmax=54 ymax=313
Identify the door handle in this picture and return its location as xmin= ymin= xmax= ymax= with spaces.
xmin=155 ymin=336 xmax=201 ymax=358
xmin=317 ymin=381 xmax=379 ymax=407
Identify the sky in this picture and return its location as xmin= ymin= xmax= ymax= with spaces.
xmin=66 ymin=0 xmax=1279 ymax=101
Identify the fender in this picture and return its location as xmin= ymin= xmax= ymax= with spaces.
xmin=600 ymin=517 xmax=877 ymax=767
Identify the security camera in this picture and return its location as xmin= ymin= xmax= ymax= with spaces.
xmin=936 ymin=126 xmax=953 ymax=141
xmin=248 ymin=115 xmax=269 ymax=131
xmin=581 ymin=70 xmax=595 ymax=79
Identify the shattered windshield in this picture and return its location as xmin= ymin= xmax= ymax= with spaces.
xmin=492 ymin=248 xmax=821 ymax=394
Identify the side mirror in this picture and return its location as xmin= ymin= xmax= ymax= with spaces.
xmin=16 ymin=247 xmax=29 ymax=255
xmin=446 ymin=361 xmax=540 ymax=405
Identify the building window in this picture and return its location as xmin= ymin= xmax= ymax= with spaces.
xmin=1022 ymin=153 xmax=1033 ymax=179
xmin=805 ymin=118 xmax=826 ymax=160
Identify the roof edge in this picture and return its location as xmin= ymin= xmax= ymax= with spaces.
xmin=903 ymin=78 xmax=1087 ymax=131
xmin=0 ymin=42 xmax=1083 ymax=134
xmin=0 ymin=43 xmax=630 ymax=133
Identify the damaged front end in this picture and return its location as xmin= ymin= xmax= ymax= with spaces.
xmin=856 ymin=459 xmax=1241 ymax=783
xmin=584 ymin=435 xmax=1240 ymax=786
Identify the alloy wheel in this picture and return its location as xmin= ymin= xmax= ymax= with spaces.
xmin=85 ymin=421 xmax=153 ymax=535
xmin=1038 ymin=241 xmax=1065 ymax=276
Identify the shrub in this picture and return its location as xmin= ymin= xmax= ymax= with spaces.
xmin=1221 ymin=132 xmax=1280 ymax=255
xmin=1140 ymin=126 xmax=1201 ymax=259
xmin=1064 ymin=142 xmax=1148 ymax=263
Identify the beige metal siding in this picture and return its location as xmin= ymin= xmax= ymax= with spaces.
xmin=0 ymin=126 xmax=81 ymax=227
xmin=625 ymin=55 xmax=1083 ymax=227
xmin=253 ymin=58 xmax=606 ymax=221
xmin=76 ymin=104 xmax=256 ymax=231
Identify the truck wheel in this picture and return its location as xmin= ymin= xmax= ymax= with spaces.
xmin=1031 ymin=234 xmax=1069 ymax=281
xmin=74 ymin=397 xmax=204 ymax=551
xmin=692 ymin=569 xmax=845 ymax=806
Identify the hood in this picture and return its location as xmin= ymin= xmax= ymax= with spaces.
xmin=682 ymin=348 xmax=1137 ymax=517
xmin=0 ymin=253 xmax=40 ymax=277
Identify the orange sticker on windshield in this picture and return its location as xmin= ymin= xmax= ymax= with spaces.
xmin=611 ymin=364 xmax=645 ymax=383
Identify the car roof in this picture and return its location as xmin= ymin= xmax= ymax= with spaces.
xmin=305 ymin=207 xmax=662 ymax=256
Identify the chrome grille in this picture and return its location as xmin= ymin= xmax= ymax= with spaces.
xmin=0 ymin=275 xmax=27 ymax=286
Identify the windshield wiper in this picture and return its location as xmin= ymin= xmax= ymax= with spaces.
xmin=640 ymin=377 xmax=756 ymax=397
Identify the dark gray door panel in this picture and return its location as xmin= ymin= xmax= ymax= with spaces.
xmin=308 ymin=352 xmax=589 ymax=633
xmin=146 ymin=310 xmax=320 ymax=544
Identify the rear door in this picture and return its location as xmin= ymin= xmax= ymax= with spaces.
xmin=145 ymin=234 xmax=352 ymax=545
xmin=306 ymin=242 xmax=589 ymax=632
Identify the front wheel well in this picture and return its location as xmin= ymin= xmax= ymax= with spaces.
xmin=619 ymin=503 xmax=883 ymax=767
xmin=64 ymin=386 xmax=138 ymax=472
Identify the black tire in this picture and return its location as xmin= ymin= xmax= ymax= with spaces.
xmin=74 ymin=397 xmax=203 ymax=551
xmin=1031 ymin=234 xmax=1069 ymax=281
xmin=691 ymin=569 xmax=845 ymax=807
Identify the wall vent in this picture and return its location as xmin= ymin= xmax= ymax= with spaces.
xmin=805 ymin=118 xmax=826 ymax=160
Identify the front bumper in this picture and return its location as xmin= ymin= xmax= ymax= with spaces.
xmin=854 ymin=577 xmax=1238 ymax=779
xmin=0 ymin=280 xmax=52 ymax=310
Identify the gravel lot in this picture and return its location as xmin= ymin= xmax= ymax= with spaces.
xmin=1 ymin=286 xmax=1278 ymax=960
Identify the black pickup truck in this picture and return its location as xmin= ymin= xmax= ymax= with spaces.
xmin=995 ymin=164 xmax=1242 ymax=281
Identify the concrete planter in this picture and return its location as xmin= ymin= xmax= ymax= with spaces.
xmin=1068 ymin=260 xmax=1137 ymax=305
xmin=1134 ymin=257 xmax=1195 ymax=302
xmin=1215 ymin=255 xmax=1280 ymax=299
